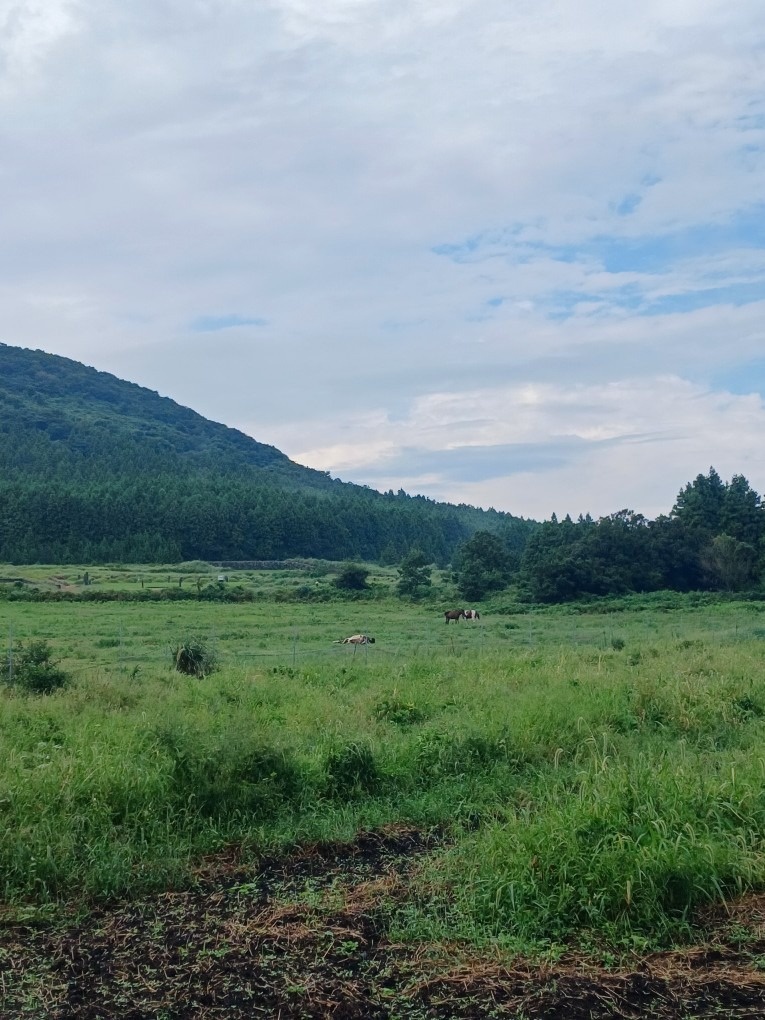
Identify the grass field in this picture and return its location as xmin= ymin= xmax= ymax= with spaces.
xmin=2 ymin=570 xmax=765 ymax=1016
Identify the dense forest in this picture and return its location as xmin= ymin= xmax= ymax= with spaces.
xmin=512 ymin=467 xmax=765 ymax=601
xmin=0 ymin=344 xmax=532 ymax=564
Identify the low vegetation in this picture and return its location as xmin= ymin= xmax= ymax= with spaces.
xmin=1 ymin=585 xmax=765 ymax=956
xmin=4 ymin=638 xmax=71 ymax=694
xmin=171 ymin=636 xmax=219 ymax=677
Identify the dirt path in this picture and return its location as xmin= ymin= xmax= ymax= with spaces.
xmin=2 ymin=826 xmax=765 ymax=1019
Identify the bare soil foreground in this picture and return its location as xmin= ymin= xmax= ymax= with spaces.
xmin=3 ymin=826 xmax=765 ymax=1020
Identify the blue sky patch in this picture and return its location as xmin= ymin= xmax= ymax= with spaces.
xmin=435 ymin=204 xmax=765 ymax=276
xmin=587 ymin=210 xmax=765 ymax=273
xmin=712 ymin=359 xmax=765 ymax=398
xmin=190 ymin=314 xmax=267 ymax=332
xmin=543 ymin=280 xmax=765 ymax=321
xmin=615 ymin=193 xmax=642 ymax=216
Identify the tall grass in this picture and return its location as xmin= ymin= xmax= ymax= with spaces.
xmin=1 ymin=593 xmax=765 ymax=949
xmin=432 ymin=745 xmax=765 ymax=947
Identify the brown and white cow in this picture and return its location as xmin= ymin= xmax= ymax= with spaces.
xmin=464 ymin=609 xmax=480 ymax=620
xmin=341 ymin=634 xmax=376 ymax=644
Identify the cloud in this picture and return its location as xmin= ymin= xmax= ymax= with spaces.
xmin=0 ymin=1 xmax=764 ymax=520
xmin=0 ymin=0 xmax=80 ymax=94
xmin=358 ymin=438 xmax=606 ymax=483
xmin=253 ymin=376 xmax=765 ymax=519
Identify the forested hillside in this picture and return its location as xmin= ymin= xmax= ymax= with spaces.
xmin=0 ymin=344 xmax=533 ymax=563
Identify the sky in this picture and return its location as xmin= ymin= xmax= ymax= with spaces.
xmin=2 ymin=0 xmax=765 ymax=522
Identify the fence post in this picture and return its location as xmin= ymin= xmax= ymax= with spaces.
xmin=7 ymin=625 xmax=13 ymax=683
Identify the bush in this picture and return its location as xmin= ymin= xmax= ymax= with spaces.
xmin=7 ymin=640 xmax=71 ymax=694
xmin=334 ymin=564 xmax=371 ymax=591
xmin=171 ymin=637 xmax=219 ymax=677
xmin=177 ymin=560 xmax=213 ymax=573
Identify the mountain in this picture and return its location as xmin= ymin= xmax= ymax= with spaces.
xmin=0 ymin=343 xmax=334 ymax=486
xmin=0 ymin=343 xmax=534 ymax=564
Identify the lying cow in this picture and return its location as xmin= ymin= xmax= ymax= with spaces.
xmin=444 ymin=609 xmax=465 ymax=623
xmin=464 ymin=609 xmax=480 ymax=620
xmin=341 ymin=634 xmax=376 ymax=644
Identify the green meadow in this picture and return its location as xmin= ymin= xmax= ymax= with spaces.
xmin=2 ymin=570 xmax=765 ymax=952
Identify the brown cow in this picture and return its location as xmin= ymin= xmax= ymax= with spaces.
xmin=444 ymin=609 xmax=465 ymax=623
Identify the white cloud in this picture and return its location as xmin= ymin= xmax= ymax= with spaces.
xmin=1 ymin=0 xmax=765 ymax=520
xmin=0 ymin=0 xmax=81 ymax=95
xmin=257 ymin=376 xmax=765 ymax=519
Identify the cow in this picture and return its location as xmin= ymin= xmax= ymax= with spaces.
xmin=464 ymin=609 xmax=481 ymax=620
xmin=444 ymin=609 xmax=465 ymax=623
xmin=341 ymin=634 xmax=375 ymax=644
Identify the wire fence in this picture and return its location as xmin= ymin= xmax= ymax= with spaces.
xmin=4 ymin=611 xmax=752 ymax=685
xmin=3 ymin=622 xmax=500 ymax=683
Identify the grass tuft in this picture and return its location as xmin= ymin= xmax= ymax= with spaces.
xmin=171 ymin=636 xmax=218 ymax=677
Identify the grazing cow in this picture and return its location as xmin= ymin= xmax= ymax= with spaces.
xmin=444 ymin=609 xmax=465 ymax=623
xmin=341 ymin=634 xmax=375 ymax=644
xmin=464 ymin=609 xmax=480 ymax=620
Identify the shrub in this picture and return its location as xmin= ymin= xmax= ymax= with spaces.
xmin=334 ymin=565 xmax=370 ymax=591
xmin=7 ymin=640 xmax=71 ymax=694
xmin=171 ymin=637 xmax=218 ymax=677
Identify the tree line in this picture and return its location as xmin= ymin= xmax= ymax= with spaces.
xmin=446 ymin=468 xmax=765 ymax=602
xmin=0 ymin=473 xmax=532 ymax=566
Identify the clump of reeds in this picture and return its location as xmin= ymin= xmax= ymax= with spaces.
xmin=171 ymin=636 xmax=218 ymax=677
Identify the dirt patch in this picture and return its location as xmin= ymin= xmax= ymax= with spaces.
xmin=2 ymin=825 xmax=765 ymax=1019
xmin=47 ymin=576 xmax=78 ymax=592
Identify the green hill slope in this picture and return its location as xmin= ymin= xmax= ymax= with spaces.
xmin=0 ymin=343 xmax=334 ymax=485
xmin=0 ymin=344 xmax=533 ymax=564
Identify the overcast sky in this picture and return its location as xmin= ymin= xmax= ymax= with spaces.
xmin=2 ymin=0 xmax=765 ymax=521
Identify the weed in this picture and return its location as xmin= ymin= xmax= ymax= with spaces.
xmin=374 ymin=694 xmax=427 ymax=726
xmin=732 ymin=695 xmax=764 ymax=720
xmin=171 ymin=636 xmax=218 ymax=677
xmin=324 ymin=741 xmax=380 ymax=797
xmin=155 ymin=723 xmax=303 ymax=818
